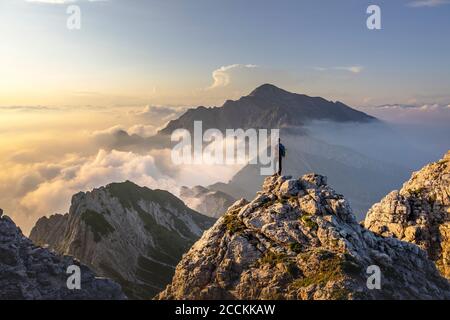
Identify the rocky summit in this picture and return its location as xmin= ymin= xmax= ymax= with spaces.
xmin=0 ymin=212 xmax=125 ymax=300
xmin=365 ymin=150 xmax=450 ymax=279
xmin=158 ymin=174 xmax=450 ymax=300
xmin=29 ymin=181 xmax=215 ymax=299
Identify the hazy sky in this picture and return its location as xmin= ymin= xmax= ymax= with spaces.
xmin=1 ymin=0 xmax=450 ymax=107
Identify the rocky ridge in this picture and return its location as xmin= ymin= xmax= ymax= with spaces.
xmin=30 ymin=181 xmax=215 ymax=299
xmin=0 ymin=210 xmax=125 ymax=300
xmin=365 ymin=150 xmax=450 ymax=278
xmin=158 ymin=174 xmax=450 ymax=300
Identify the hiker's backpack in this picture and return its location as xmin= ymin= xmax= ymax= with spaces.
xmin=279 ymin=144 xmax=286 ymax=157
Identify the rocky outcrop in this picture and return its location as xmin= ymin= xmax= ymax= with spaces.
xmin=30 ymin=181 xmax=215 ymax=299
xmin=179 ymin=185 xmax=236 ymax=218
xmin=158 ymin=174 xmax=450 ymax=300
xmin=365 ymin=150 xmax=450 ymax=279
xmin=0 ymin=211 xmax=125 ymax=300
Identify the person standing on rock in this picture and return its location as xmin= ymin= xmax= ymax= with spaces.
xmin=278 ymin=138 xmax=286 ymax=176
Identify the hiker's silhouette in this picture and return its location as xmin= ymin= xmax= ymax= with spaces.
xmin=278 ymin=138 xmax=286 ymax=176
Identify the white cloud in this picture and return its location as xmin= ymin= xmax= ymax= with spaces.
xmin=361 ymin=103 xmax=450 ymax=123
xmin=408 ymin=0 xmax=450 ymax=7
xmin=91 ymin=125 xmax=125 ymax=137
xmin=208 ymin=64 xmax=259 ymax=89
xmin=18 ymin=149 xmax=175 ymax=228
xmin=26 ymin=0 xmax=106 ymax=4
xmin=336 ymin=66 xmax=364 ymax=74
xmin=314 ymin=66 xmax=364 ymax=74
xmin=128 ymin=105 xmax=187 ymax=123
xmin=89 ymin=124 xmax=158 ymax=148
xmin=127 ymin=124 xmax=156 ymax=137
xmin=14 ymin=147 xmax=242 ymax=233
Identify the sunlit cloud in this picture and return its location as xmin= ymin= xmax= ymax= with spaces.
xmin=208 ymin=64 xmax=259 ymax=89
xmin=128 ymin=105 xmax=187 ymax=122
xmin=314 ymin=66 xmax=364 ymax=74
xmin=408 ymin=0 xmax=450 ymax=7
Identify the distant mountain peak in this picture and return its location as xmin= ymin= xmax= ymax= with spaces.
xmin=249 ymin=83 xmax=290 ymax=97
xmin=159 ymin=84 xmax=376 ymax=135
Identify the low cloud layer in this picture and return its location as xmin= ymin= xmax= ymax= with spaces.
xmin=1 ymin=96 xmax=449 ymax=235
xmin=0 ymin=104 xmax=243 ymax=233
xmin=361 ymin=103 xmax=450 ymax=124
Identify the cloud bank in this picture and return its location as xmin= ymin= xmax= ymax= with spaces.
xmin=361 ymin=103 xmax=450 ymax=124
xmin=408 ymin=0 xmax=450 ymax=7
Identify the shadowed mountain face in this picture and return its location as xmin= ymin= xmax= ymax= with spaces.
xmin=0 ymin=211 xmax=126 ymax=300
xmin=29 ymin=181 xmax=215 ymax=300
xmin=159 ymin=84 xmax=376 ymax=134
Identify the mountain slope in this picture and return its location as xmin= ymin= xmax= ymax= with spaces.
xmin=0 ymin=210 xmax=125 ymax=300
xmin=158 ymin=174 xmax=450 ymax=300
xmin=365 ymin=150 xmax=450 ymax=278
xmin=159 ymin=84 xmax=376 ymax=135
xmin=29 ymin=181 xmax=215 ymax=299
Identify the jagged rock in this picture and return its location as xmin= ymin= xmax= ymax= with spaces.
xmin=365 ymin=150 xmax=450 ymax=278
xmin=179 ymin=186 xmax=236 ymax=218
xmin=29 ymin=181 xmax=215 ymax=299
xmin=0 ymin=213 xmax=125 ymax=300
xmin=157 ymin=173 xmax=450 ymax=300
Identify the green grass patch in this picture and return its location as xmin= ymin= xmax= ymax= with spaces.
xmin=258 ymin=251 xmax=288 ymax=266
xmin=300 ymin=215 xmax=318 ymax=231
xmin=81 ymin=209 xmax=115 ymax=242
xmin=223 ymin=212 xmax=246 ymax=235
xmin=291 ymin=251 xmax=362 ymax=290
xmin=289 ymin=242 xmax=302 ymax=254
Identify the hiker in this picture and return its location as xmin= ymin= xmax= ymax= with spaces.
xmin=278 ymin=138 xmax=286 ymax=175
